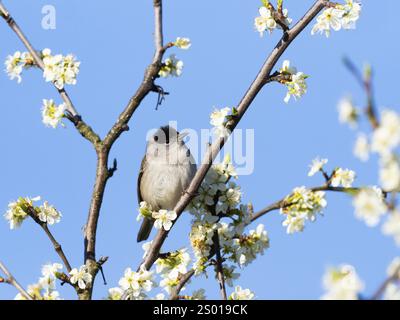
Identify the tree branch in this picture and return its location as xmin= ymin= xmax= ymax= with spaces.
xmin=213 ymin=232 xmax=227 ymax=300
xmin=153 ymin=0 xmax=164 ymax=56
xmin=251 ymin=185 xmax=361 ymax=223
xmin=140 ymin=0 xmax=329 ymax=272
xmin=25 ymin=208 xmax=72 ymax=273
xmin=169 ymin=269 xmax=195 ymax=300
xmin=0 ymin=2 xmax=102 ymax=146
xmin=81 ymin=0 xmax=170 ymax=299
xmin=371 ymin=264 xmax=400 ymax=300
xmin=0 ymin=261 xmax=33 ymax=300
xmin=343 ymin=57 xmax=379 ymax=129
xmin=42 ymin=225 xmax=72 ymax=273
xmin=102 ymin=0 xmax=168 ymax=149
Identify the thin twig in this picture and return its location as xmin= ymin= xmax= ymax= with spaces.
xmin=25 ymin=208 xmax=72 ymax=273
xmin=343 ymin=57 xmax=379 ymax=129
xmin=371 ymin=265 xmax=400 ymax=300
xmin=264 ymin=71 xmax=292 ymax=85
xmin=0 ymin=261 xmax=33 ymax=300
xmin=140 ymin=0 xmax=331 ymax=272
xmin=251 ymin=185 xmax=361 ymax=222
xmin=169 ymin=270 xmax=195 ymax=300
xmin=42 ymin=224 xmax=72 ymax=273
xmin=213 ymin=232 xmax=228 ymax=300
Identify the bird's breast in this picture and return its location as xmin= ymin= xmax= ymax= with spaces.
xmin=140 ymin=161 xmax=194 ymax=211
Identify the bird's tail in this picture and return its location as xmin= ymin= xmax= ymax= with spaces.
xmin=137 ymin=218 xmax=154 ymax=242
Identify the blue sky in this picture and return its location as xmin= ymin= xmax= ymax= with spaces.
xmin=0 ymin=0 xmax=399 ymax=300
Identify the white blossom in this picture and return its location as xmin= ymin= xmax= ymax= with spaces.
xmin=321 ymin=264 xmax=364 ymax=300
xmin=353 ymin=187 xmax=387 ymax=227
xmin=354 ymin=133 xmax=369 ymax=162
xmin=38 ymin=201 xmax=62 ymax=225
xmin=190 ymin=219 xmax=219 ymax=261
xmin=371 ymin=110 xmax=400 ymax=155
xmin=14 ymin=284 xmax=41 ymax=300
xmin=341 ymin=0 xmax=362 ymax=30
xmin=152 ymin=210 xmax=177 ymax=231
xmin=282 ymin=213 xmax=307 ymax=234
xmin=214 ymin=154 xmax=238 ymax=179
xmin=42 ymin=49 xmax=80 ymax=89
xmin=39 ymin=263 xmax=62 ymax=290
xmin=155 ymin=248 xmax=191 ymax=275
xmin=153 ymin=293 xmax=166 ymax=300
xmin=137 ymin=201 xmax=153 ymax=221
xmin=210 ymin=107 xmax=231 ymax=138
xmin=233 ymin=224 xmax=270 ymax=267
xmin=383 ymin=259 xmax=400 ymax=301
xmin=312 ymin=2 xmax=361 ymax=37
xmin=196 ymin=184 xmax=217 ymax=207
xmin=4 ymin=196 xmax=41 ymax=229
xmin=108 ymin=287 xmax=124 ymax=300
xmin=281 ymin=187 xmax=327 ymax=234
xmin=160 ymin=269 xmax=181 ymax=294
xmin=254 ymin=6 xmax=291 ymax=37
xmin=118 ymin=266 xmax=155 ymax=300
xmin=279 ymin=61 xmax=307 ymax=103
xmin=4 ymin=51 xmax=24 ymax=83
xmin=254 ymin=7 xmax=277 ymax=36
xmin=285 ymin=73 xmax=308 ymax=103
xmin=42 ymin=290 xmax=61 ymax=300
xmin=379 ymin=156 xmax=400 ymax=191
xmin=382 ymin=211 xmax=400 ymax=246
xmin=69 ymin=265 xmax=92 ymax=290
xmin=222 ymin=265 xmax=240 ymax=287
xmin=331 ymin=168 xmax=356 ymax=188
xmin=216 ymin=183 xmax=242 ymax=214
xmin=41 ymin=263 xmax=63 ymax=278
xmin=229 ymin=286 xmax=255 ymax=300
xmin=41 ymin=99 xmax=66 ymax=129
xmin=159 ymin=54 xmax=183 ymax=78
xmin=218 ymin=222 xmax=235 ymax=250
xmin=174 ymin=37 xmax=191 ymax=50
xmin=280 ymin=8 xmax=292 ymax=28
xmin=142 ymin=240 xmax=153 ymax=258
xmin=338 ymin=97 xmax=358 ymax=128
xmin=308 ymin=157 xmax=328 ymax=177
xmin=311 ymin=8 xmax=344 ymax=37
xmin=383 ymin=283 xmax=400 ymax=300
xmin=210 ymin=107 xmax=230 ymax=127
xmin=15 ymin=263 xmax=63 ymax=300
xmin=15 ymin=282 xmax=61 ymax=300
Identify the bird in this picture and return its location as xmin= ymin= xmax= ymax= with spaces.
xmin=137 ymin=125 xmax=197 ymax=242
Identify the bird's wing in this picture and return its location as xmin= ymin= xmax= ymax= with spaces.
xmin=137 ymin=155 xmax=147 ymax=204
xmin=137 ymin=155 xmax=155 ymax=242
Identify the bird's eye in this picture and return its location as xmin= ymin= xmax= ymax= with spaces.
xmin=154 ymin=136 xmax=159 ymax=142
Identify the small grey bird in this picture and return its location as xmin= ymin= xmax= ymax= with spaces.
xmin=137 ymin=125 xmax=197 ymax=242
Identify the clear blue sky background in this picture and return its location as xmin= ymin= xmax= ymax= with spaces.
xmin=1 ymin=0 xmax=399 ymax=300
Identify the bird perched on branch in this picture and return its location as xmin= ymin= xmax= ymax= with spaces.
xmin=137 ymin=125 xmax=197 ymax=242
